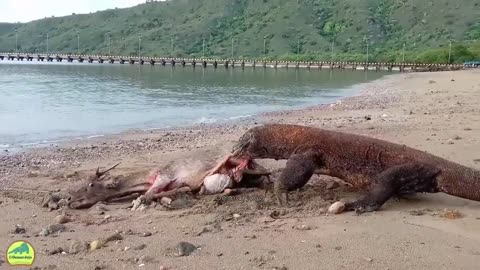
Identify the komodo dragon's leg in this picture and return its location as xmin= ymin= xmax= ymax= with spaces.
xmin=344 ymin=163 xmax=440 ymax=213
xmin=274 ymin=149 xmax=323 ymax=206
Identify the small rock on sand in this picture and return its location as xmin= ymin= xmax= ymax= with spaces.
xmin=105 ymin=232 xmax=123 ymax=242
xmin=364 ymin=257 xmax=373 ymax=262
xmin=197 ymin=225 xmax=214 ymax=236
xmin=69 ymin=240 xmax=87 ymax=254
xmin=55 ymin=214 xmax=70 ymax=224
xmin=40 ymin=224 xmax=66 ymax=236
xmin=295 ymin=224 xmax=312 ymax=231
xmin=14 ymin=225 xmax=26 ymax=234
xmin=47 ymin=247 xmax=64 ymax=256
xmin=138 ymin=255 xmax=154 ymax=264
xmin=328 ymin=202 xmax=346 ymax=214
xmin=134 ymin=244 xmax=147 ymax=250
xmin=160 ymin=197 xmax=173 ymax=205
xmin=90 ymin=240 xmax=104 ymax=251
xmin=175 ymin=242 xmax=197 ymax=257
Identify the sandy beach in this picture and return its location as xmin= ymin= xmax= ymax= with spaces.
xmin=1 ymin=69 xmax=479 ymax=270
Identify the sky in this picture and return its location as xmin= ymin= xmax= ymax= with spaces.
xmin=0 ymin=0 xmax=147 ymax=23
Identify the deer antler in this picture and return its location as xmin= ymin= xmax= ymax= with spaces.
xmin=93 ymin=162 xmax=121 ymax=181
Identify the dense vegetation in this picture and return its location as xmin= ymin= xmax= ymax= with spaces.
xmin=1 ymin=0 xmax=479 ymax=63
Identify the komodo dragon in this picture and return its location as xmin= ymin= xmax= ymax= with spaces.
xmin=231 ymin=124 xmax=480 ymax=213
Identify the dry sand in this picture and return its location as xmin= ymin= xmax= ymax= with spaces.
xmin=1 ymin=69 xmax=479 ymax=270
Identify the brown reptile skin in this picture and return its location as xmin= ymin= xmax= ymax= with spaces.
xmin=232 ymin=124 xmax=480 ymax=203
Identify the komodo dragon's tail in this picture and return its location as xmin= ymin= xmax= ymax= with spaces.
xmin=437 ymin=165 xmax=480 ymax=201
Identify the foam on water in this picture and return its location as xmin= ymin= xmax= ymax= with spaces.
xmin=196 ymin=117 xmax=218 ymax=124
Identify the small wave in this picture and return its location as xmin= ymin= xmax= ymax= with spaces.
xmin=142 ymin=126 xmax=171 ymax=131
xmin=8 ymin=133 xmax=106 ymax=149
xmin=226 ymin=114 xmax=253 ymax=120
xmin=196 ymin=117 xmax=218 ymax=124
xmin=87 ymin=134 xmax=105 ymax=139
xmin=19 ymin=142 xmax=40 ymax=147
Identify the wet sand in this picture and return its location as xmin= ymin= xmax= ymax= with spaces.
xmin=1 ymin=69 xmax=479 ymax=270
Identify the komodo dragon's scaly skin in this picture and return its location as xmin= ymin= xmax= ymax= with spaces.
xmin=232 ymin=124 xmax=480 ymax=212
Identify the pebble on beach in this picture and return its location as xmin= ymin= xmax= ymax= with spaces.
xmin=55 ymin=214 xmax=70 ymax=224
xmin=328 ymin=202 xmax=346 ymax=214
xmin=69 ymin=240 xmax=87 ymax=254
xmin=14 ymin=225 xmax=26 ymax=234
xmin=175 ymin=242 xmax=197 ymax=257
xmin=40 ymin=224 xmax=66 ymax=236
xmin=89 ymin=240 xmax=104 ymax=251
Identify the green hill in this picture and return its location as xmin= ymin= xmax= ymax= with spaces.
xmin=1 ymin=0 xmax=479 ymax=63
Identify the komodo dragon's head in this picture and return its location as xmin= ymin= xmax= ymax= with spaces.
xmin=232 ymin=125 xmax=296 ymax=160
xmin=232 ymin=126 xmax=267 ymax=159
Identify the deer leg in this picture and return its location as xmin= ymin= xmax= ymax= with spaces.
xmin=104 ymin=183 xmax=150 ymax=202
xmin=149 ymin=186 xmax=192 ymax=200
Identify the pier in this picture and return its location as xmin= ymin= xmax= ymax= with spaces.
xmin=0 ymin=53 xmax=464 ymax=72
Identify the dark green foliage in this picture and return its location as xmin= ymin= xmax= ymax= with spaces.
xmin=0 ymin=0 xmax=478 ymax=63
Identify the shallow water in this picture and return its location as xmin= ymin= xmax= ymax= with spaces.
xmin=0 ymin=61 xmax=386 ymax=148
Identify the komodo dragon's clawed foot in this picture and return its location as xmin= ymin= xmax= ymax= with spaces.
xmin=344 ymin=201 xmax=382 ymax=214
xmin=341 ymin=163 xmax=440 ymax=214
